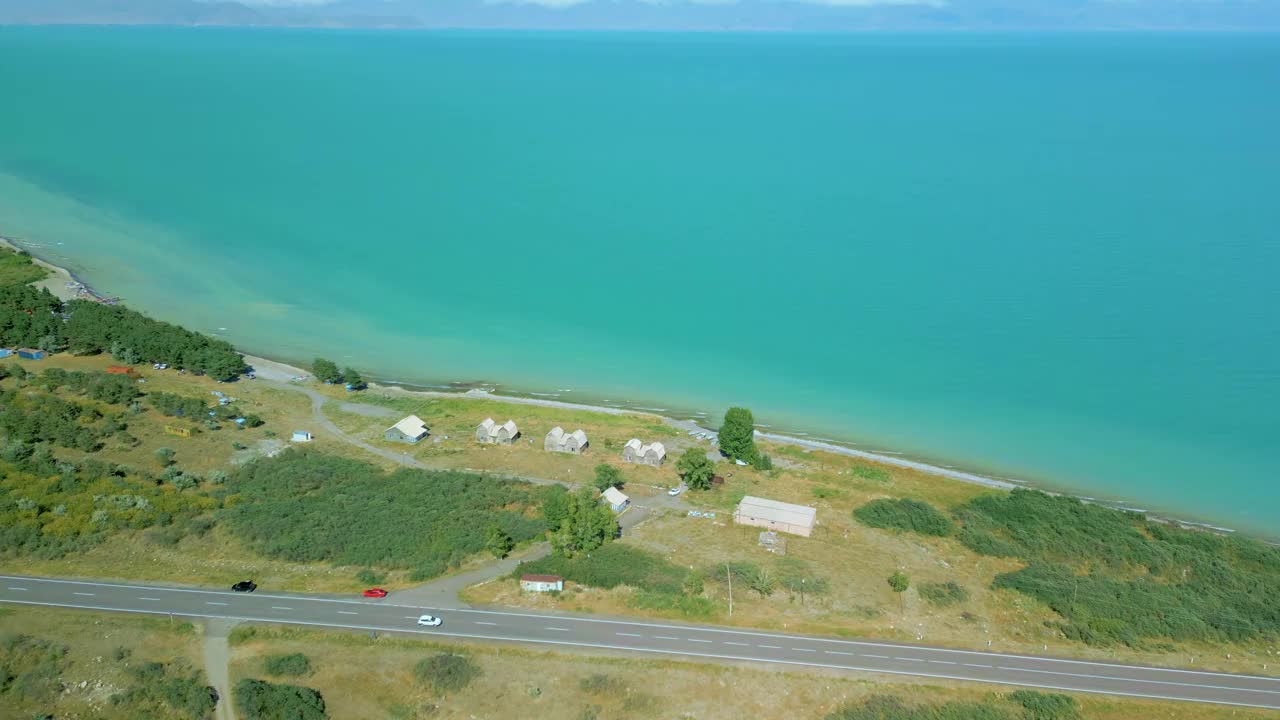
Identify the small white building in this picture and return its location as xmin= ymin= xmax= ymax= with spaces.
xmin=622 ymin=439 xmax=666 ymax=467
xmin=602 ymin=486 xmax=630 ymax=512
xmin=476 ymin=418 xmax=519 ymax=444
xmin=520 ymin=574 xmax=564 ymax=593
xmin=733 ymin=495 xmax=816 ymax=537
xmin=291 ymin=430 xmax=313 ymax=443
xmin=544 ymin=426 xmax=589 ymax=454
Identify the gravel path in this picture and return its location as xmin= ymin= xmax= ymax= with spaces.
xmin=202 ymin=619 xmax=238 ymax=720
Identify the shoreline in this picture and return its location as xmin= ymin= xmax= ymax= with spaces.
xmin=2 ymin=234 xmax=1264 ymax=539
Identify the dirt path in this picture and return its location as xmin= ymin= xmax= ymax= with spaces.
xmin=203 ymin=619 xmax=237 ymax=720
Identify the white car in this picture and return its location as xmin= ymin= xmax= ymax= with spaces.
xmin=417 ymin=614 xmax=443 ymax=627
xmin=668 ymin=486 xmax=684 ymax=496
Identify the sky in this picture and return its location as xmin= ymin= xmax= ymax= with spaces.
xmin=2 ymin=0 xmax=1279 ymax=30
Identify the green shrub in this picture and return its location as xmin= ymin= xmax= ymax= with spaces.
xmin=414 ymin=653 xmax=480 ymax=695
xmin=355 ymin=568 xmax=384 ymax=585
xmin=579 ymin=674 xmax=622 ymax=695
xmin=918 ymin=581 xmax=970 ymax=607
xmin=850 ymin=465 xmax=891 ymax=483
xmin=233 ymin=678 xmax=326 ymax=720
xmin=854 ymin=498 xmax=954 ymax=536
xmin=1008 ymin=691 xmax=1079 ymax=720
xmin=826 ymin=695 xmax=1015 ymax=720
xmin=263 ymin=653 xmax=311 ymax=677
xmin=628 ymin=589 xmax=717 ymax=618
xmin=519 ymin=544 xmax=687 ymax=595
xmin=811 ymin=486 xmax=841 ymax=499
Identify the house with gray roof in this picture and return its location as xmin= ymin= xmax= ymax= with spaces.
xmin=545 ymin=426 xmax=589 ymax=454
xmin=384 ymin=415 xmax=429 ymax=443
xmin=622 ymin=439 xmax=666 ymax=467
xmin=476 ymin=417 xmax=519 ymax=445
xmin=733 ymin=495 xmax=817 ymax=537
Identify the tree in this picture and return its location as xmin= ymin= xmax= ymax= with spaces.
xmin=676 ymin=448 xmax=716 ymax=490
xmin=541 ymin=486 xmax=572 ymax=530
xmin=415 ymin=653 xmax=481 ymax=695
xmin=751 ymin=453 xmax=773 ymax=471
xmin=154 ymin=447 xmax=175 ymax=467
xmin=718 ymin=407 xmax=757 ymax=463
xmin=487 ymin=525 xmax=514 ymax=559
xmin=888 ymin=570 xmax=910 ymax=611
xmin=592 ymin=463 xmax=623 ymax=492
xmin=343 ymin=367 xmax=365 ymax=390
xmin=550 ymin=487 xmax=619 ymax=558
xmin=311 ymin=357 xmax=342 ymax=384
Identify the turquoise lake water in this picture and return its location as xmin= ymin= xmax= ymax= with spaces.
xmin=1 ymin=28 xmax=1277 ymax=534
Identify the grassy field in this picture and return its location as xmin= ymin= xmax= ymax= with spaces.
xmin=0 ymin=605 xmax=205 ymax=719
xmin=224 ymin=623 xmax=1273 ymax=720
xmin=0 ymin=246 xmax=49 ymax=288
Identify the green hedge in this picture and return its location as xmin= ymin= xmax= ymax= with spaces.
xmin=517 ymin=543 xmax=688 ymax=595
xmin=854 ymin=498 xmax=954 ymax=536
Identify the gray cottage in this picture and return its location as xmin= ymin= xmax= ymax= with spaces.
xmin=384 ymin=415 xmax=429 ymax=443
xmin=476 ymin=417 xmax=519 ymax=445
xmin=544 ymin=426 xmax=589 ymax=454
xmin=622 ymin=439 xmax=666 ymax=467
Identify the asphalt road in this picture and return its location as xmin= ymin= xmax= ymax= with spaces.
xmin=3 ymin=575 xmax=1279 ymax=710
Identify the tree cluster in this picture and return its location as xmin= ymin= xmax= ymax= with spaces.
xmin=854 ymin=498 xmax=955 ymax=537
xmin=675 ymin=448 xmax=715 ymax=490
xmin=545 ymin=487 xmax=619 ymax=558
xmin=311 ymin=358 xmax=364 ymax=389
xmin=0 ymin=286 xmax=247 ymax=379
xmin=233 ymin=679 xmax=326 ymax=720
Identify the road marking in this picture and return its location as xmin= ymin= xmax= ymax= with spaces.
xmin=616 ymin=632 xmax=642 ymax=637
xmin=724 ymin=641 xmax=749 ymax=647
xmin=656 ymin=636 xmax=680 ymax=641
xmin=931 ymin=660 xmax=957 ymax=665
xmin=2 ymin=598 xmax=1276 ymax=712
xmin=206 ymin=601 xmax=228 ymax=606
xmin=337 ymin=611 xmax=358 ymax=615
xmin=758 ymin=644 xmax=782 ymax=649
xmin=546 ymin=627 xmax=571 ymax=632
xmin=965 ymin=663 xmax=993 ymax=668
xmin=74 ymin=592 xmax=95 ymax=596
xmin=7 ymin=587 xmax=28 ymax=591
xmin=825 ymin=651 xmax=854 ymax=656
xmin=139 ymin=597 xmax=162 ymax=601
xmin=688 ymin=639 xmax=713 ymax=644
xmin=995 ymin=666 xmax=1280 ymax=696
xmin=474 ymin=621 xmax=498 ymax=626
xmin=793 ymin=648 xmax=817 ymax=653
xmin=5 ymin=575 xmax=1276 ymax=689
xmin=272 ymin=606 xmax=293 ymax=611
xmin=864 ymin=654 xmax=889 ymax=659
xmin=898 ymin=657 xmax=926 ymax=663
xmin=404 ymin=616 xmax=420 ymax=620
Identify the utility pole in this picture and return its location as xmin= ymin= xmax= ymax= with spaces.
xmin=725 ymin=563 xmax=733 ymax=618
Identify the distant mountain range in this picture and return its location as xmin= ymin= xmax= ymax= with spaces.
xmin=2 ymin=0 xmax=1278 ymax=31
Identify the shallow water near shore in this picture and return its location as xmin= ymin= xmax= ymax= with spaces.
xmin=1 ymin=28 xmax=1278 ymax=535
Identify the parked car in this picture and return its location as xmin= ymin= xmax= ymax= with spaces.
xmin=231 ymin=581 xmax=256 ymax=593
xmin=417 ymin=614 xmax=442 ymax=627
xmin=362 ymin=588 xmax=388 ymax=598
xmin=668 ymin=485 xmax=684 ymax=496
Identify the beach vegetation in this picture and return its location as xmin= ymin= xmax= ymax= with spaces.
xmin=311 ymin=358 xmax=341 ymax=384
xmin=751 ymin=452 xmax=773 ymax=471
xmin=854 ymin=498 xmax=955 ymax=536
xmin=0 ymin=247 xmax=49 ymax=288
xmin=718 ymin=406 xmax=758 ymax=463
xmin=234 ymin=678 xmax=326 ymax=720
xmin=675 ymin=447 xmax=716 ymax=490
xmin=342 ymin=367 xmax=364 ymax=390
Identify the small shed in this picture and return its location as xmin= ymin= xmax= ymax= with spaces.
xmin=519 ymin=574 xmax=564 ymax=593
xmin=291 ymin=430 xmax=313 ymax=443
xmin=622 ymin=439 xmax=666 ymax=467
xmin=106 ymin=366 xmax=138 ymax=377
xmin=734 ymin=495 xmax=816 ymax=537
xmin=385 ymin=415 xmax=429 ymax=443
xmin=544 ymin=426 xmax=589 ymax=454
xmin=711 ymin=475 xmax=726 ymax=486
xmin=163 ymin=425 xmax=192 ymax=438
xmin=602 ymin=486 xmax=630 ymax=512
xmin=16 ymin=348 xmax=45 ymax=360
xmin=0 ymin=349 xmax=11 ymax=358
xmin=476 ymin=418 xmax=519 ymax=445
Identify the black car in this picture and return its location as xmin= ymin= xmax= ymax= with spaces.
xmin=231 ymin=581 xmax=257 ymax=593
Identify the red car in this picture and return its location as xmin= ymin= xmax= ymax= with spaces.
xmin=362 ymin=588 xmax=388 ymax=598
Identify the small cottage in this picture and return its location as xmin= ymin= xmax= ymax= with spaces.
xmin=291 ymin=430 xmax=313 ymax=443
xmin=734 ymin=495 xmax=816 ymax=537
xmin=476 ymin=418 xmax=519 ymax=445
xmin=16 ymin=348 xmax=45 ymax=360
xmin=544 ymin=426 xmax=589 ymax=454
xmin=164 ymin=425 xmax=192 ymax=438
xmin=622 ymin=439 xmax=666 ymax=467
xmin=0 ymin=349 xmax=12 ymax=359
xmin=519 ymin=574 xmax=564 ymax=593
xmin=106 ymin=366 xmax=138 ymax=377
xmin=602 ymin=486 xmax=630 ymax=513
xmin=385 ymin=415 xmax=429 ymax=443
